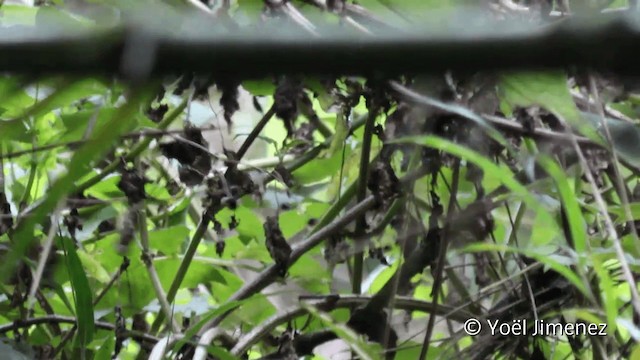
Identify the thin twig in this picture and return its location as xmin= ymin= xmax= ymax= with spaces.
xmin=26 ymin=207 xmax=61 ymax=314
xmin=589 ymin=75 xmax=640 ymax=255
xmin=236 ymin=105 xmax=276 ymax=159
xmin=138 ymin=203 xmax=181 ymax=334
xmin=420 ymin=159 xmax=459 ymax=360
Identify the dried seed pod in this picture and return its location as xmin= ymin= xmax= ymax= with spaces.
xmin=97 ymin=219 xmax=116 ymax=234
xmin=216 ymin=78 xmax=241 ymax=126
xmin=212 ymin=218 xmax=224 ymax=235
xmin=274 ymin=77 xmax=304 ymax=138
xmin=63 ymin=208 xmax=83 ymax=240
xmin=132 ymin=312 xmax=149 ymax=334
xmin=114 ymin=306 xmax=126 ymax=359
xmin=229 ymin=215 xmax=239 ymax=230
xmin=117 ymin=167 xmax=147 ymax=204
xmin=0 ymin=192 xmax=13 ymax=236
xmin=264 ymin=216 xmax=291 ymax=277
xmin=225 ymin=163 xmax=256 ymax=195
xmin=145 ymin=103 xmax=168 ymax=123
xmin=159 ymin=123 xmax=212 ymax=186
xmin=215 ymin=240 xmax=225 ymax=257
xmin=367 ymin=160 xmax=401 ymax=208
xmin=203 ymin=173 xmax=226 ymax=215
xmin=369 ymin=247 xmax=389 ymax=266
xmin=273 ymin=164 xmax=295 ymax=188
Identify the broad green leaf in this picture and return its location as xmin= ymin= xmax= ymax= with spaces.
xmin=289 ymin=255 xmax=329 ymax=293
xmin=6 ymin=79 xmax=107 ymax=120
xmin=295 ymin=149 xmax=347 ymax=184
xmin=499 ymin=72 xmax=601 ymax=143
xmin=155 ymin=257 xmax=225 ymax=289
xmin=0 ymin=118 xmax=30 ymax=142
xmin=630 ymin=344 xmax=640 ymax=360
xmin=94 ymin=335 xmax=115 ymax=360
xmin=59 ymin=107 xmax=136 ymax=142
xmin=242 ymin=80 xmax=275 ymax=96
xmin=2 ymin=89 xmax=152 ymax=282
xmin=366 ymin=260 xmax=399 ymax=295
xmin=499 ymin=72 xmax=580 ymax=122
xmin=148 ymin=225 xmax=189 ymax=255
xmin=278 ymin=210 xmax=308 ymax=238
xmin=608 ymin=203 xmax=640 ymax=221
xmin=76 ymin=250 xmax=111 ymax=284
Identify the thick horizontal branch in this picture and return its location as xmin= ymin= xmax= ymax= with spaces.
xmin=2 ymin=11 xmax=640 ymax=77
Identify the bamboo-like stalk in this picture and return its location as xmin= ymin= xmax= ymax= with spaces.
xmin=1 ymin=11 xmax=640 ymax=76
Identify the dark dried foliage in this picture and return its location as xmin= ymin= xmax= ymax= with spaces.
xmin=263 ymin=216 xmax=291 ymax=277
xmin=160 ymin=123 xmax=212 ymax=186
xmin=216 ymin=77 xmax=241 ymax=126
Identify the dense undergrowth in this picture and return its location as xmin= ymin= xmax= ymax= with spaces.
xmin=2 ymin=0 xmax=640 ymax=359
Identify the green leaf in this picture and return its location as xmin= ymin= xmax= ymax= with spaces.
xmin=607 ymin=203 xmax=640 ymax=221
xmin=148 ymin=225 xmax=189 ymax=255
xmin=76 ymin=250 xmax=111 ymax=284
xmin=2 ymin=89 xmax=153 ymax=282
xmin=7 ymin=79 xmax=107 ymax=120
xmin=294 ymin=148 xmax=347 ymax=184
xmin=61 ymin=236 xmax=95 ymax=348
xmin=93 ymin=335 xmax=115 ymax=360
xmin=537 ymin=155 xmax=587 ymax=253
xmin=0 ymin=118 xmax=30 ymax=142
xmin=499 ymin=72 xmax=580 ymax=122
xmin=242 ymin=80 xmax=276 ymax=96
xmin=155 ymin=257 xmax=225 ymax=289
xmin=59 ymin=107 xmax=136 ymax=143
xmin=499 ymin=72 xmax=601 ymax=143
